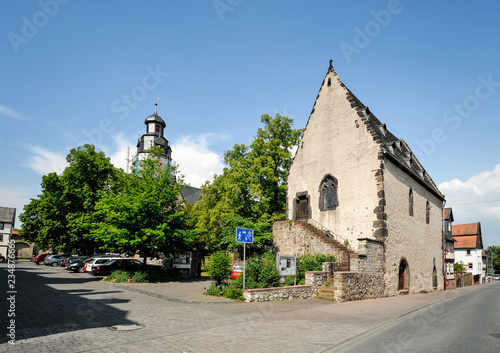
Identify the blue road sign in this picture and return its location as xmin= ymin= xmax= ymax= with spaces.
xmin=236 ymin=227 xmax=254 ymax=243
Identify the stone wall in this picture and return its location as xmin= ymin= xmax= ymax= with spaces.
xmin=333 ymin=271 xmax=385 ymax=302
xmin=273 ymin=221 xmax=340 ymax=257
xmin=305 ymin=271 xmax=328 ymax=290
xmin=356 ymin=238 xmax=384 ymax=274
xmin=243 ymin=285 xmax=315 ymax=302
xmin=383 ymin=160 xmax=444 ymax=296
xmin=446 ymin=278 xmax=457 ymax=290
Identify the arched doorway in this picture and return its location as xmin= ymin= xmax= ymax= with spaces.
xmin=432 ymin=265 xmax=438 ymax=289
xmin=398 ymin=259 xmax=409 ymax=292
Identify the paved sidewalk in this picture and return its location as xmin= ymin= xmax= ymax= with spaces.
xmin=0 ymin=262 xmax=490 ymax=352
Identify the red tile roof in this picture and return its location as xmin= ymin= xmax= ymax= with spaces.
xmin=452 ymin=222 xmax=481 ymax=236
xmin=453 ymin=235 xmax=478 ymax=249
xmin=452 ymin=222 xmax=483 ymax=249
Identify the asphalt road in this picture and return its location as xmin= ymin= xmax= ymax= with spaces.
xmin=332 ymin=281 xmax=500 ymax=353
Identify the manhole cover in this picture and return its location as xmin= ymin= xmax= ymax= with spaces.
xmin=490 ymin=333 xmax=500 ymax=339
xmin=108 ymin=323 xmax=144 ymax=331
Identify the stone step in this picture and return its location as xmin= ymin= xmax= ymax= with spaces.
xmin=315 ymin=294 xmax=335 ymax=301
xmin=318 ymin=286 xmax=334 ymax=293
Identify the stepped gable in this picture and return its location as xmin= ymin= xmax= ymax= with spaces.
xmin=304 ymin=60 xmax=444 ymax=201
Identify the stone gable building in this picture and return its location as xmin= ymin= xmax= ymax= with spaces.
xmin=274 ymin=61 xmax=445 ymax=299
xmin=0 ymin=207 xmax=16 ymax=259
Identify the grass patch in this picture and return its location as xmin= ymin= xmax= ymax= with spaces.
xmin=104 ymin=268 xmax=184 ymax=283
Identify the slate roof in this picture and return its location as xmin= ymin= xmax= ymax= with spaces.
xmin=145 ymin=112 xmax=166 ymax=127
xmin=319 ymin=63 xmax=445 ymax=201
xmin=144 ymin=104 xmax=166 ymax=127
xmin=180 ymin=186 xmax=202 ymax=205
xmin=444 ymin=208 xmax=454 ymax=222
xmin=0 ymin=207 xmax=16 ymax=223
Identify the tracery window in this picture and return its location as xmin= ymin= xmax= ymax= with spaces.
xmin=319 ymin=175 xmax=337 ymax=211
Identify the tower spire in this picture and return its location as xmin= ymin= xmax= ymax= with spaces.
xmin=155 ymin=97 xmax=160 ymax=115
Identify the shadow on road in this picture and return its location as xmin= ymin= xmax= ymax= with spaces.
xmin=0 ymin=262 xmax=136 ymax=344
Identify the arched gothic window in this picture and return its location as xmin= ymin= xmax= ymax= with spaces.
xmin=409 ymin=189 xmax=414 ymax=217
xmin=319 ymin=175 xmax=338 ymax=211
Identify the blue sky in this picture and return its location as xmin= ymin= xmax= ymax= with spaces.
xmin=1 ymin=0 xmax=500 ymax=247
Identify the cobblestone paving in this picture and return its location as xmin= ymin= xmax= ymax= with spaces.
xmin=0 ymin=261 xmax=485 ymax=352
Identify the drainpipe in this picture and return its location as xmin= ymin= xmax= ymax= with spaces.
xmin=442 ymin=201 xmax=446 ymax=290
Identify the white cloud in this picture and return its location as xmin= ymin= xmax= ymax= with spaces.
xmin=0 ymin=104 xmax=23 ymax=120
xmin=439 ymin=164 xmax=500 ymax=247
xmin=0 ymin=186 xmax=33 ymax=227
xmin=106 ymin=133 xmax=136 ymax=172
xmin=23 ymin=146 xmax=67 ymax=175
xmin=172 ymin=134 xmax=225 ymax=187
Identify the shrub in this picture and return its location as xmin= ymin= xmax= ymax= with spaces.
xmin=245 ymin=255 xmax=280 ymax=288
xmin=294 ymin=253 xmax=335 ymax=283
xmin=222 ymin=278 xmax=244 ymax=300
xmin=131 ymin=271 xmax=148 ymax=283
xmin=204 ymin=283 xmax=226 ymax=296
xmin=105 ymin=270 xmax=130 ymax=283
xmin=206 ymin=251 xmax=232 ymax=286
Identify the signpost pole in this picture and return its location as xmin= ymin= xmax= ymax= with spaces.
xmin=243 ymin=243 xmax=246 ymax=291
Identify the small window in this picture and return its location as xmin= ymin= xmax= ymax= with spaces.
xmin=0 ymin=222 xmax=4 ymax=230
xmin=468 ymin=263 xmax=473 ymax=269
xmin=327 ymin=78 xmax=331 ymax=87
xmin=466 ymin=250 xmax=471 ymax=256
xmin=425 ymin=201 xmax=430 ymax=224
xmin=409 ymin=189 xmax=413 ymax=217
xmin=319 ymin=175 xmax=338 ymax=211
xmin=155 ymin=125 xmax=160 ymax=133
xmin=0 ymin=234 xmax=3 ymax=242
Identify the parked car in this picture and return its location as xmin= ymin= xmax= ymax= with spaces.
xmin=230 ymin=262 xmax=245 ymax=279
xmin=61 ymin=256 xmax=87 ymax=268
xmin=83 ymin=256 xmax=122 ymax=273
xmin=66 ymin=257 xmax=94 ymax=273
xmin=44 ymin=254 xmax=70 ymax=267
xmin=493 ymin=274 xmax=500 ymax=280
xmin=33 ymin=253 xmax=49 ymax=265
xmin=91 ymin=258 xmax=145 ymax=276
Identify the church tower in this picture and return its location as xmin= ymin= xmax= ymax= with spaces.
xmin=133 ymin=103 xmax=173 ymax=174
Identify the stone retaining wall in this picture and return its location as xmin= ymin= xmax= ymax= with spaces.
xmin=243 ymin=285 xmax=315 ymax=302
xmin=333 ymin=271 xmax=384 ymax=302
xmin=305 ymin=271 xmax=328 ymax=290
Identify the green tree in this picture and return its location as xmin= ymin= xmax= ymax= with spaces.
xmin=487 ymin=246 xmax=500 ymax=273
xmin=195 ymin=113 xmax=303 ymax=252
xmin=20 ymin=145 xmax=118 ymax=254
xmin=91 ymin=147 xmax=193 ymax=264
xmin=205 ymin=251 xmax=232 ymax=286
